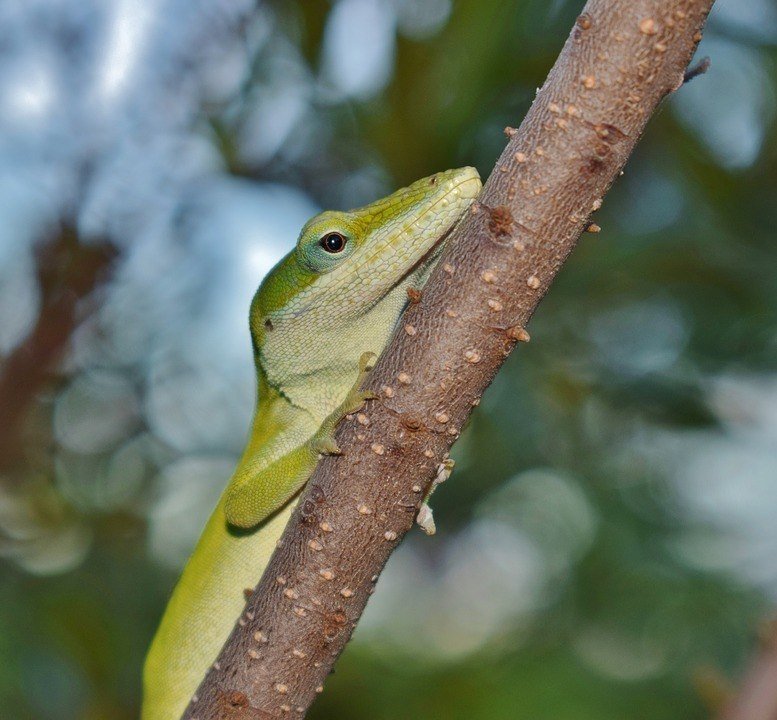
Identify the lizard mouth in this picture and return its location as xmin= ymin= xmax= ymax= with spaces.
xmin=394 ymin=221 xmax=456 ymax=287
xmin=356 ymin=168 xmax=481 ymax=300
xmin=285 ymin=168 xmax=480 ymax=320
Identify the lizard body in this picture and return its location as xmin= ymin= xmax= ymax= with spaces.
xmin=141 ymin=167 xmax=481 ymax=720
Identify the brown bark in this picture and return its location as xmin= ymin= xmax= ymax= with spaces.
xmin=183 ymin=1 xmax=716 ymax=717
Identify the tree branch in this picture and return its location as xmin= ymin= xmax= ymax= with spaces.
xmin=183 ymin=1 xmax=715 ymax=717
xmin=0 ymin=226 xmax=116 ymax=473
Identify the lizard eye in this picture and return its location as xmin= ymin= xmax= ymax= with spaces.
xmin=320 ymin=232 xmax=346 ymax=254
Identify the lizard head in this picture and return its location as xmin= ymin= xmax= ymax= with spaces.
xmin=250 ymin=166 xmax=481 ymax=358
xmin=248 ymin=167 xmax=481 ymax=409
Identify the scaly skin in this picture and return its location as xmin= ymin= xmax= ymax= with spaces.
xmin=141 ymin=167 xmax=482 ymax=720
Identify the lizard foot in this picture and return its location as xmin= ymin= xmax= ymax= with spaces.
xmin=310 ymin=351 xmax=379 ymax=457
xmin=310 ymin=433 xmax=342 ymax=456
xmin=336 ymin=350 xmax=380 ymax=415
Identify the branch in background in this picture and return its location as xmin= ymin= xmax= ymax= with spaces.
xmin=684 ymin=55 xmax=711 ymax=83
xmin=0 ymin=226 xmax=116 ymax=473
xmin=716 ymin=618 xmax=777 ymax=720
xmin=183 ymin=1 xmax=715 ymax=717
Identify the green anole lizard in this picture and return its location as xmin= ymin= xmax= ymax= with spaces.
xmin=141 ymin=167 xmax=482 ymax=720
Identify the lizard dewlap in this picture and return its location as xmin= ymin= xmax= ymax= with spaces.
xmin=141 ymin=167 xmax=481 ymax=720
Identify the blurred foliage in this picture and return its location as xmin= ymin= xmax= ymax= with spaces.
xmin=1 ymin=0 xmax=776 ymax=718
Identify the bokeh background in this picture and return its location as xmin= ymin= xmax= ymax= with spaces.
xmin=1 ymin=0 xmax=776 ymax=718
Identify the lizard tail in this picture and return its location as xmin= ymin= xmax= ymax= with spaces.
xmin=141 ymin=496 xmax=296 ymax=720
